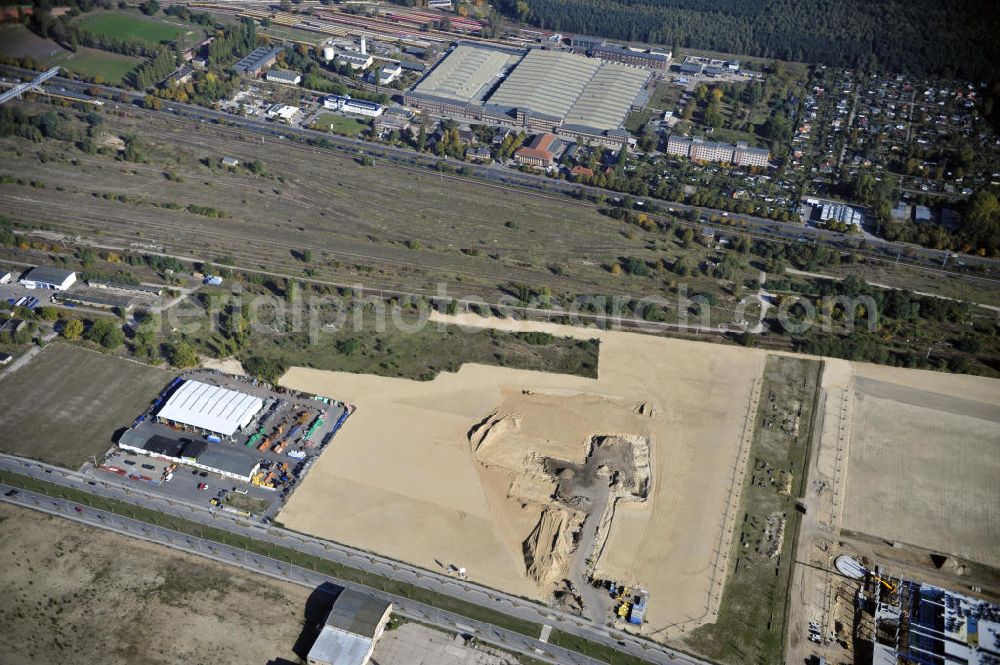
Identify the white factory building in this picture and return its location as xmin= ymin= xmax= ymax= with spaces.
xmin=323 ymin=36 xmax=374 ymax=70
xmin=817 ymin=201 xmax=863 ymax=228
xmin=323 ymin=95 xmax=384 ymax=117
xmin=266 ymin=103 xmax=301 ymax=123
xmin=307 ymin=590 xmax=392 ymax=665
xmin=19 ymin=266 xmax=77 ymax=290
xmin=377 ymin=63 xmax=402 ymax=85
xmin=155 ymin=379 xmax=264 ymax=440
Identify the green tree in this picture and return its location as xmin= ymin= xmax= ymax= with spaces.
xmin=62 ymin=318 xmax=84 ymax=340
xmin=169 ymin=341 xmax=199 ymax=368
xmin=84 ymin=318 xmax=124 ymax=350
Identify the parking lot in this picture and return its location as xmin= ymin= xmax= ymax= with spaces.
xmin=86 ymin=369 xmax=351 ymax=520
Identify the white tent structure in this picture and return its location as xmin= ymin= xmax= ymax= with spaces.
xmin=156 ymin=380 xmax=263 ymax=438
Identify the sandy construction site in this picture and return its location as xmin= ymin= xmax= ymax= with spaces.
xmin=827 ymin=362 xmax=1000 ymax=568
xmin=279 ymin=313 xmax=766 ymax=638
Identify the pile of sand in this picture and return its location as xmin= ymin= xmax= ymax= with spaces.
xmin=467 ymin=390 xmax=654 ymax=594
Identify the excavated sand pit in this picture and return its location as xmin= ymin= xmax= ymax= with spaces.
xmin=278 ymin=313 xmax=767 ymax=638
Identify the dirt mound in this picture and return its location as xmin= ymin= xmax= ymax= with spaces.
xmin=523 ymin=506 xmax=586 ymax=588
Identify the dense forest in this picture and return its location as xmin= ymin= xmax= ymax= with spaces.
xmin=495 ymin=0 xmax=1000 ymax=80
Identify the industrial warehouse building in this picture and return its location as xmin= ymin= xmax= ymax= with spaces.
xmin=19 ymin=266 xmax=77 ymax=291
xmin=404 ymin=42 xmax=650 ymax=143
xmin=155 ymin=379 xmax=264 ymax=439
xmin=235 ymin=46 xmax=284 ymax=76
xmin=117 ymin=430 xmax=261 ymax=482
xmin=307 ymin=590 xmax=392 ymax=665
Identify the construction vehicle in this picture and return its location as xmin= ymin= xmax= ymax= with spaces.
xmin=257 ymin=436 xmax=272 ymax=452
xmin=871 ymin=574 xmax=896 ymax=593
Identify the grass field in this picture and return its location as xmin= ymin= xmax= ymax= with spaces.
xmin=0 ymin=502 xmax=309 ymax=665
xmin=0 ymin=24 xmax=68 ymax=62
xmin=680 ymin=355 xmax=820 ymax=665
xmin=0 ymin=343 xmax=173 ymax=468
xmin=76 ymin=11 xmax=187 ymax=46
xmin=50 ymin=47 xmax=142 ymax=84
xmin=231 ymin=307 xmax=599 ymax=382
xmin=312 ymin=113 xmax=369 ymax=136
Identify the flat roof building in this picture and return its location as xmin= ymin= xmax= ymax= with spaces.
xmin=308 ymin=590 xmax=392 ymax=665
xmin=588 ymin=44 xmax=670 ymax=70
xmin=156 ymin=380 xmax=264 ymax=439
xmin=51 ymin=291 xmax=134 ymax=311
xmin=323 ymin=95 xmax=384 ymax=117
xmin=19 ymin=266 xmax=77 ymax=291
xmin=666 ymin=134 xmax=770 ymax=168
xmin=118 ymin=429 xmax=261 ymax=482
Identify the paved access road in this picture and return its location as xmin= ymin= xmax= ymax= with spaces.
xmin=3 ymin=65 xmax=997 ymax=286
xmin=0 ymin=454 xmax=705 ymax=665
xmin=0 ymin=483 xmax=593 ymax=665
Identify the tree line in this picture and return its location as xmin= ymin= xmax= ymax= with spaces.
xmin=494 ymin=0 xmax=1000 ymax=80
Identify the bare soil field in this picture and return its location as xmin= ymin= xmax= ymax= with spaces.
xmin=0 ymin=502 xmax=309 ymax=665
xmin=839 ymin=368 xmax=1000 ymax=568
xmin=0 ymin=343 xmax=173 ymax=468
xmin=278 ymin=313 xmax=767 ymax=640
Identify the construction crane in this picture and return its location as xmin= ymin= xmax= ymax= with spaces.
xmin=0 ymin=67 xmax=61 ymax=105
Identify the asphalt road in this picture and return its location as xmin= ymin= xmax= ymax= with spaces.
xmin=4 ymin=65 xmax=997 ymax=288
xmin=0 ymin=454 xmax=706 ymax=665
xmin=0 ymin=483 xmax=600 ymax=665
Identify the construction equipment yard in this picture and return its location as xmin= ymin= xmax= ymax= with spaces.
xmin=786 ymin=359 xmax=1000 ymax=665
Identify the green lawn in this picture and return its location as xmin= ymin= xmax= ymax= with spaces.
xmin=312 ymin=113 xmax=369 ymax=136
xmin=76 ymin=11 xmax=203 ymax=49
xmin=50 ymin=47 xmax=142 ymax=84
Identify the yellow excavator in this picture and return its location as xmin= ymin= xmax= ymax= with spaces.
xmin=871 ymin=574 xmax=895 ymax=593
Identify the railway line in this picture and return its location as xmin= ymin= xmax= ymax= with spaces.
xmin=4 ymin=66 xmax=998 ymax=311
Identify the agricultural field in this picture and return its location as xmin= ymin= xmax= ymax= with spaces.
xmin=312 ymin=112 xmax=369 ymax=136
xmin=75 ymin=10 xmax=204 ymax=49
xmin=0 ymin=343 xmax=173 ymax=468
xmin=0 ymin=502 xmax=309 ymax=664
xmin=0 ymin=24 xmax=141 ymax=84
xmin=0 ymin=24 xmax=68 ymax=63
